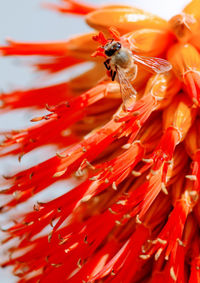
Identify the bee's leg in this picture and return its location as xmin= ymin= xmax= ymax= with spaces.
xmin=111 ymin=70 xmax=117 ymax=81
xmin=130 ymin=64 xmax=138 ymax=82
xmin=104 ymin=59 xmax=111 ymax=70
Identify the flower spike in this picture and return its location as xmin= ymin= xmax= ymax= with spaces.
xmin=1 ymin=1 xmax=200 ymax=282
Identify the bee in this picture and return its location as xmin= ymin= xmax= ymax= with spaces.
xmin=93 ymin=29 xmax=172 ymax=110
xmin=103 ymin=39 xmax=172 ymax=110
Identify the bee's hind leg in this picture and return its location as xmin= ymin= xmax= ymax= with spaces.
xmin=111 ymin=70 xmax=117 ymax=81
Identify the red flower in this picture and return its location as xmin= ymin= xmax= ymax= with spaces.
xmin=1 ymin=0 xmax=200 ymax=282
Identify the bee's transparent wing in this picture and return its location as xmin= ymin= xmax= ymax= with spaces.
xmin=133 ymin=54 xmax=172 ymax=73
xmin=116 ymin=66 xmax=137 ymax=110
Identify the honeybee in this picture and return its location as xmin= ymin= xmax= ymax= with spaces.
xmin=93 ymin=29 xmax=172 ymax=110
xmin=103 ymin=40 xmax=172 ymax=110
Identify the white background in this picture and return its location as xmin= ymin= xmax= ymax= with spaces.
xmin=0 ymin=0 xmax=190 ymax=282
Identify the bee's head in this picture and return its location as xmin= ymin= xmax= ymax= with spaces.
xmin=104 ymin=41 xmax=122 ymax=57
xmin=92 ymin=28 xmax=121 ymax=58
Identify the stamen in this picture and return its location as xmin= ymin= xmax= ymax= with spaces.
xmin=132 ymin=170 xmax=142 ymax=177
xmin=53 ymin=169 xmax=67 ymax=177
xmin=108 ymin=208 xmax=118 ymax=214
xmin=155 ymin=248 xmax=163 ymax=261
xmin=77 ymin=258 xmax=82 ymax=268
xmin=121 ymin=143 xmax=131 ymax=149
xmin=185 ymin=174 xmax=197 ymax=181
xmin=139 ymin=254 xmax=150 ymax=260
xmin=81 ymin=195 xmax=92 ymax=202
xmin=89 ymin=176 xmax=98 ymax=181
xmin=112 ymin=182 xmax=117 ymax=190
xmin=142 ymin=158 xmax=153 ymax=163
xmin=177 ymin=238 xmax=185 ymax=246
xmin=161 ymin=183 xmax=168 ymax=195
xmin=136 ymin=214 xmax=142 ymax=224
xmin=170 ymin=267 xmax=177 ymax=281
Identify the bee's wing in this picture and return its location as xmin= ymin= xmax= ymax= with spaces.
xmin=116 ymin=66 xmax=137 ymax=110
xmin=133 ymin=54 xmax=172 ymax=74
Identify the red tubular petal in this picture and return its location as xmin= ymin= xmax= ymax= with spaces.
xmin=90 ymin=225 xmax=150 ymax=282
xmin=151 ymin=126 xmax=181 ymax=171
xmin=0 ymin=83 xmax=108 ymax=157
xmin=0 ymin=39 xmax=70 ymax=56
xmin=45 ymin=0 xmax=96 ymax=16
xmin=191 ymin=150 xmax=200 ymax=190
xmin=0 ymin=82 xmax=71 ymax=110
xmin=148 ymin=197 xmax=191 ymax=261
xmin=35 ymin=56 xmax=83 ymax=73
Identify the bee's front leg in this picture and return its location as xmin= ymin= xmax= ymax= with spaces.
xmin=104 ymin=59 xmax=111 ymax=70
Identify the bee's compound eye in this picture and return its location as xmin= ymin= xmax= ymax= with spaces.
xmin=105 ymin=42 xmax=121 ymax=57
xmin=105 ymin=49 xmax=116 ymax=56
xmin=116 ymin=42 xmax=121 ymax=49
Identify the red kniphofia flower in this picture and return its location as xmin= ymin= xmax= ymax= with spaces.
xmin=0 ymin=0 xmax=200 ymax=282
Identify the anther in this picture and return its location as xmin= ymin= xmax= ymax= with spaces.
xmin=136 ymin=214 xmax=142 ymax=224
xmin=116 ymin=200 xmax=126 ymax=205
xmin=142 ymin=158 xmax=153 ymax=163
xmin=53 ymin=169 xmax=67 ymax=178
xmin=185 ymin=175 xmax=197 ymax=181
xmin=170 ymin=267 xmax=177 ymax=281
xmin=89 ymin=176 xmax=98 ymax=181
xmin=136 ymin=120 xmax=141 ymax=128
xmin=56 ymin=152 xmax=67 ymax=159
xmin=75 ymin=168 xmax=85 ymax=177
xmin=155 ymin=248 xmax=163 ymax=261
xmin=133 ymin=111 xmax=140 ymax=116
xmin=132 ymin=170 xmax=141 ymax=177
xmin=177 ymin=238 xmax=185 ymax=246
xmin=112 ymin=182 xmax=117 ymax=190
xmin=121 ymin=143 xmax=131 ymax=149
xmin=161 ymin=183 xmax=168 ymax=195
xmin=85 ymin=160 xmax=95 ymax=170
xmin=108 ymin=208 xmax=117 ymax=214
xmin=77 ymin=258 xmax=82 ymax=268
xmin=81 ymin=195 xmax=92 ymax=202
xmin=48 ymin=232 xmax=53 ymax=243
xmin=152 ymin=238 xmax=167 ymax=245
xmin=139 ymin=254 xmax=150 ymax=260
xmin=84 ymin=235 xmax=88 ymax=244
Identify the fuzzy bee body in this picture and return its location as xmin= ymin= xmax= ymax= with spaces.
xmin=102 ymin=39 xmax=172 ymax=110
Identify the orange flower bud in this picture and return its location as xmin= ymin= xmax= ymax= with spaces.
xmin=86 ymin=7 xmax=169 ymax=35
xmin=185 ymin=118 xmax=200 ymax=158
xmin=163 ymin=93 xmax=197 ymax=140
xmin=167 ymin=43 xmax=200 ymax=105
xmin=0 ymin=33 xmax=99 ymax=60
xmin=166 ymin=145 xmax=188 ymax=186
xmin=169 ymin=13 xmax=198 ymax=43
xmin=124 ymin=28 xmax=174 ymax=57
xmin=144 ymin=71 xmax=181 ymax=109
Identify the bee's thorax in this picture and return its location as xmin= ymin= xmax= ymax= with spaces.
xmin=111 ymin=48 xmax=132 ymax=69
